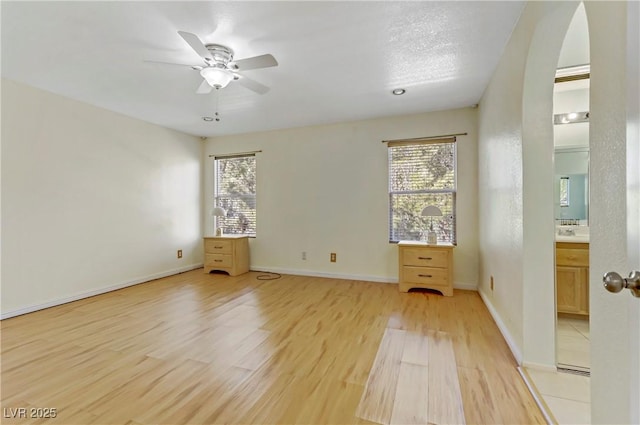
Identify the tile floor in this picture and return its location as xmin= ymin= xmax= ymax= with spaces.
xmin=525 ymin=368 xmax=590 ymax=425
xmin=523 ymin=317 xmax=591 ymax=424
xmin=557 ymin=317 xmax=590 ymax=371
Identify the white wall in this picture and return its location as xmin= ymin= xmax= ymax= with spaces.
xmin=554 ymin=87 xmax=589 ymax=114
xmin=1 ymin=79 xmax=203 ymax=317
xmin=204 ymin=108 xmax=479 ymax=287
xmin=477 ymin=1 xmax=580 ymax=366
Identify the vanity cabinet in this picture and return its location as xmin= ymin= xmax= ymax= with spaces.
xmin=556 ymin=242 xmax=589 ymax=316
xmin=203 ymin=235 xmax=249 ymax=276
xmin=398 ymin=242 xmax=454 ymax=296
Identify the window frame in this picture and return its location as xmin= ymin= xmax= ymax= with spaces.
xmin=387 ymin=136 xmax=458 ymax=244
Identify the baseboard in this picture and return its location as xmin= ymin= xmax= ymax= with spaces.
xmin=453 ymin=281 xmax=478 ymax=291
xmin=2 ymin=265 xmax=477 ymax=319
xmin=250 ymin=267 xmax=479 ymax=291
xmin=478 ymin=289 xmax=523 ymax=365
xmin=517 ymin=367 xmax=557 ymax=425
xmin=522 ymin=362 xmax=558 ymax=373
xmin=249 ymin=266 xmax=397 ymax=284
xmin=0 ymin=263 xmax=203 ymax=320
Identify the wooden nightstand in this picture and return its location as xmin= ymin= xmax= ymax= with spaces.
xmin=203 ymin=235 xmax=249 ymax=276
xmin=398 ymin=241 xmax=454 ymax=296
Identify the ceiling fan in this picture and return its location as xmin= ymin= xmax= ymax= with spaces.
xmin=148 ymin=31 xmax=278 ymax=95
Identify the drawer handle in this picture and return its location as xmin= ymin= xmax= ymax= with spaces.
xmin=214 ymin=246 xmax=224 ymax=249
xmin=418 ymin=257 xmax=433 ymax=260
xmin=214 ymin=259 xmax=223 ymax=263
xmin=418 ymin=274 xmax=433 ymax=278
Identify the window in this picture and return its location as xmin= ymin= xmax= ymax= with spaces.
xmin=388 ymin=137 xmax=456 ymax=243
xmin=214 ymin=153 xmax=256 ymax=236
xmin=559 ymin=176 xmax=570 ymax=207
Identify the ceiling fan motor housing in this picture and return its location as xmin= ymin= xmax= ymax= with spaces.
xmin=205 ymin=44 xmax=234 ymax=66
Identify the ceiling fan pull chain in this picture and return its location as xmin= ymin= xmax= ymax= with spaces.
xmin=215 ymin=88 xmax=221 ymax=122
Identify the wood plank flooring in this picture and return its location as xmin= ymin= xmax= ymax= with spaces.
xmin=356 ymin=328 xmax=465 ymax=425
xmin=0 ymin=270 xmax=545 ymax=424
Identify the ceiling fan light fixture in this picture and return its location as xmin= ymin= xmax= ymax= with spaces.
xmin=200 ymin=67 xmax=234 ymax=89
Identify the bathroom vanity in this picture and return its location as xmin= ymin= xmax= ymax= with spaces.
xmin=554 ymin=146 xmax=590 ymax=316
xmin=556 ymin=241 xmax=589 ymax=316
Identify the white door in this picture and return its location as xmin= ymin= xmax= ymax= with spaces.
xmin=626 ymin=3 xmax=640 ymax=422
xmin=626 ymin=4 xmax=640 ymax=422
xmin=587 ymin=1 xmax=639 ymax=423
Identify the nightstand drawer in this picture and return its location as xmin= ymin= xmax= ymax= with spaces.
xmin=205 ymin=253 xmax=233 ymax=267
xmin=402 ymin=266 xmax=449 ymax=286
xmin=204 ymin=239 xmax=233 ymax=254
xmin=402 ymin=248 xmax=449 ymax=268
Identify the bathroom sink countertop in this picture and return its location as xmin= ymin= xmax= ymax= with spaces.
xmin=556 ymin=234 xmax=590 ymax=243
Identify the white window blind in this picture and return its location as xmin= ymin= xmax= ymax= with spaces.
xmin=214 ymin=153 xmax=256 ymax=236
xmin=388 ymin=138 xmax=457 ymax=243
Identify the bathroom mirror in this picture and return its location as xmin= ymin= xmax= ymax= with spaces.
xmin=554 ymin=148 xmax=589 ymax=221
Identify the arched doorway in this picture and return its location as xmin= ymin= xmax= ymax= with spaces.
xmin=521 ymin=2 xmax=639 ymax=423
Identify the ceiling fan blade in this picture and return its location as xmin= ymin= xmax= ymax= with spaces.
xmin=232 ymin=54 xmax=278 ymax=71
xmin=196 ymin=79 xmax=213 ymax=94
xmin=144 ymin=60 xmax=202 ymax=70
xmin=236 ymin=75 xmax=270 ymax=94
xmin=178 ymin=30 xmax=213 ymax=61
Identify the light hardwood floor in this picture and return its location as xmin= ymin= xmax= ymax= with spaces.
xmin=1 ymin=270 xmax=545 ymax=424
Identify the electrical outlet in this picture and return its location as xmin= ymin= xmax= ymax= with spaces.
xmin=302 ymin=251 xmax=307 ymax=260
xmin=330 ymin=253 xmax=336 ymax=262
xmin=490 ymin=275 xmax=494 ymax=290
xmin=177 ymin=249 xmax=183 ymax=259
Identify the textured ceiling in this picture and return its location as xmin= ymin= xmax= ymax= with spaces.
xmin=1 ymin=1 xmax=525 ymax=137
